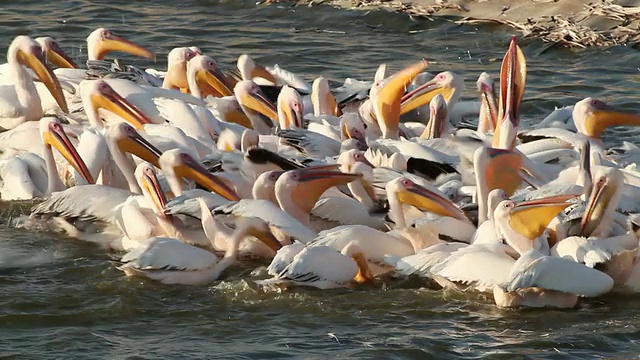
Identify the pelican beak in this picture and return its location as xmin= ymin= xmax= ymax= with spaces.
xmin=239 ymin=89 xmax=278 ymax=122
xmin=581 ymin=176 xmax=617 ymax=236
xmin=400 ymin=77 xmax=452 ymax=115
xmin=493 ymin=37 xmax=526 ymax=149
xmin=225 ymin=107 xmax=254 ymax=129
xmin=251 ymin=64 xmax=277 ymax=84
xmin=280 ymin=99 xmax=303 ymax=129
xmin=91 ymin=86 xmax=153 ymax=129
xmin=18 ymin=47 xmax=68 ymax=113
xmin=174 ymin=156 xmax=240 ymax=201
xmin=43 ymin=122 xmax=94 ymax=184
xmin=484 ymin=147 xmax=524 ymax=196
xmin=509 ymin=194 xmax=577 ymax=240
xmin=249 ymin=227 xmax=282 ymax=252
xmin=583 ymin=105 xmax=640 ymax=139
xmin=195 ymin=68 xmax=233 ymax=97
xmin=479 ymin=81 xmax=498 ymax=131
xmin=46 ymin=43 xmax=78 ymax=69
xmin=117 ymin=132 xmax=163 ymax=168
xmin=96 ymin=34 xmax=154 ymax=60
xmin=140 ymin=170 xmax=169 ymax=215
xmin=420 ymin=98 xmax=448 ymax=139
xmin=396 ymin=182 xmax=468 ymax=222
xmin=292 ymin=170 xmax=362 ymax=213
xmin=373 ymin=60 xmax=428 ymax=138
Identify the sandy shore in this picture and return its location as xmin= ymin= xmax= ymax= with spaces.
xmin=265 ymin=0 xmax=640 ymax=47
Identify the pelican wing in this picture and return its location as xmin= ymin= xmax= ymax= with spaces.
xmin=504 ymin=249 xmax=614 ymax=297
xmin=551 ymin=235 xmax=638 ymax=268
xmin=390 ymin=242 xmax=467 ymax=277
xmin=279 ymin=246 xmax=357 ymax=286
xmin=266 ymin=242 xmax=306 ymax=276
xmin=213 ymin=199 xmax=317 ymax=244
xmin=30 ymin=185 xmax=131 ymax=224
xmin=0 ymin=85 xmax=21 ymax=119
xmin=165 ymin=189 xmax=231 ymax=220
xmin=121 ymin=237 xmax=218 ymax=271
xmin=311 ymin=196 xmax=387 ymax=229
xmin=433 ymin=244 xmax=515 ymax=291
xmin=278 ymin=129 xmax=341 ymax=158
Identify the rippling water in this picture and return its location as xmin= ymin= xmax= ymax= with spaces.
xmin=2 ymin=0 xmax=640 ymax=358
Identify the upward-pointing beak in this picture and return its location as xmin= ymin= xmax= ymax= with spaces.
xmin=43 ymin=123 xmax=94 ymax=185
xmin=493 ymin=37 xmax=526 ymax=150
xmin=508 ymin=194 xmax=577 ymax=240
xmin=581 ymin=176 xmax=618 ymax=236
xmin=483 ymin=147 xmax=524 ymax=196
xmin=19 ymin=49 xmax=68 ymax=113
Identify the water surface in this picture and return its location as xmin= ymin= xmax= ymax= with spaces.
xmin=1 ymin=1 xmax=640 ymax=358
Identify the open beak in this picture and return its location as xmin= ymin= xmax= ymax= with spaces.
xmin=581 ymin=176 xmax=617 ymax=236
xmin=140 ymin=170 xmax=169 ymax=217
xmin=43 ymin=122 xmax=94 ymax=184
xmin=508 ymin=194 xmax=577 ymax=240
xmin=373 ymin=60 xmax=428 ymax=138
xmin=195 ymin=68 xmax=233 ymax=97
xmin=117 ymin=132 xmax=163 ymax=168
xmin=19 ymin=48 xmax=68 ymax=113
xmin=91 ymin=86 xmax=153 ymax=129
xmin=483 ymin=147 xmax=524 ymax=196
xmin=479 ymin=81 xmax=498 ymax=132
xmin=174 ymin=156 xmax=240 ymax=201
xmin=292 ymin=169 xmax=362 ymax=213
xmin=97 ymin=35 xmax=154 ymax=60
xmin=249 ymin=227 xmax=282 ymax=252
xmin=46 ymin=44 xmax=78 ymax=69
xmin=251 ymin=64 xmax=277 ymax=84
xmin=239 ymin=89 xmax=278 ymax=122
xmin=396 ymin=182 xmax=468 ymax=222
xmin=583 ymin=105 xmax=640 ymax=139
xmin=493 ymin=37 xmax=526 ymax=150
xmin=400 ymin=77 xmax=452 ymax=115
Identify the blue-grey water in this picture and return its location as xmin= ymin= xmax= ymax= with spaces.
xmin=1 ymin=0 xmax=640 ymax=358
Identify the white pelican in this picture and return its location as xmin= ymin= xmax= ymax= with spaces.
xmin=0 ymin=36 xmax=68 ymax=130
xmin=0 ymin=116 xmax=93 ymax=200
xmin=233 ymin=80 xmax=277 ymax=134
xmin=118 ymin=215 xmax=282 ymax=285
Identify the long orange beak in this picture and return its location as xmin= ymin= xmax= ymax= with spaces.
xmin=18 ymin=47 xmax=68 ymax=113
xmin=95 ymin=34 xmax=154 ymax=60
xmin=493 ymin=37 xmax=526 ymax=150
xmin=91 ymin=84 xmax=154 ymax=129
xmin=174 ymin=154 xmax=240 ymax=201
xmin=396 ymin=180 xmax=468 ymax=221
xmin=42 ymin=121 xmax=94 ymax=184
xmin=509 ymin=194 xmax=578 ymax=240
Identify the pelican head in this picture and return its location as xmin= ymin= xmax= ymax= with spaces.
xmin=39 ymin=117 xmax=94 ymax=184
xmin=234 ymin=80 xmax=278 ymax=123
xmin=35 ymin=37 xmax=78 ymax=69
xmin=164 ymin=47 xmax=200 ymax=90
xmin=277 ymin=86 xmax=304 ymax=129
xmin=573 ymin=97 xmax=640 ymax=140
xmin=236 ymin=216 xmax=283 ymax=252
xmin=107 ymin=122 xmax=163 ymax=167
xmin=388 ymin=177 xmax=468 ymax=222
xmin=237 ymin=54 xmax=276 ymax=84
xmin=477 ymin=72 xmax=498 ymax=133
xmin=86 ymin=28 xmax=154 ymax=61
xmin=252 ymin=170 xmax=284 ymax=204
xmin=311 ymin=77 xmax=339 ymax=116
xmin=420 ymin=94 xmax=449 ymax=139
xmin=9 ymin=36 xmax=68 ymax=113
xmin=370 ymin=60 xmax=429 ymax=139
xmin=340 ymin=113 xmax=366 ymax=142
xmin=82 ymin=79 xmax=153 ymax=129
xmin=276 ymin=167 xmax=361 ymax=214
xmin=337 ymin=149 xmax=374 ymax=172
xmin=135 ymin=161 xmax=168 ymax=215
xmin=493 ymin=37 xmax=526 ymax=149
xmin=159 ymin=149 xmax=239 ymax=201
xmin=581 ymin=167 xmax=624 ymax=237
xmin=187 ymin=55 xmax=233 ymax=98
xmin=400 ymin=71 xmax=464 ymax=115
xmin=495 ymin=195 xmax=577 ymax=254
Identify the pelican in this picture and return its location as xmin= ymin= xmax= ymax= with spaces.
xmin=118 ymin=214 xmax=282 ymax=285
xmin=0 ymin=36 xmax=68 ymax=130
xmin=0 ymin=116 xmax=93 ymax=200
xmin=233 ymin=80 xmax=277 ymax=134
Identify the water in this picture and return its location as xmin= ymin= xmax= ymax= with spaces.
xmin=1 ymin=0 xmax=640 ymax=358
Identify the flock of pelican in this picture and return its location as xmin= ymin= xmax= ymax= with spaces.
xmin=3 ymin=27 xmax=640 ymax=309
